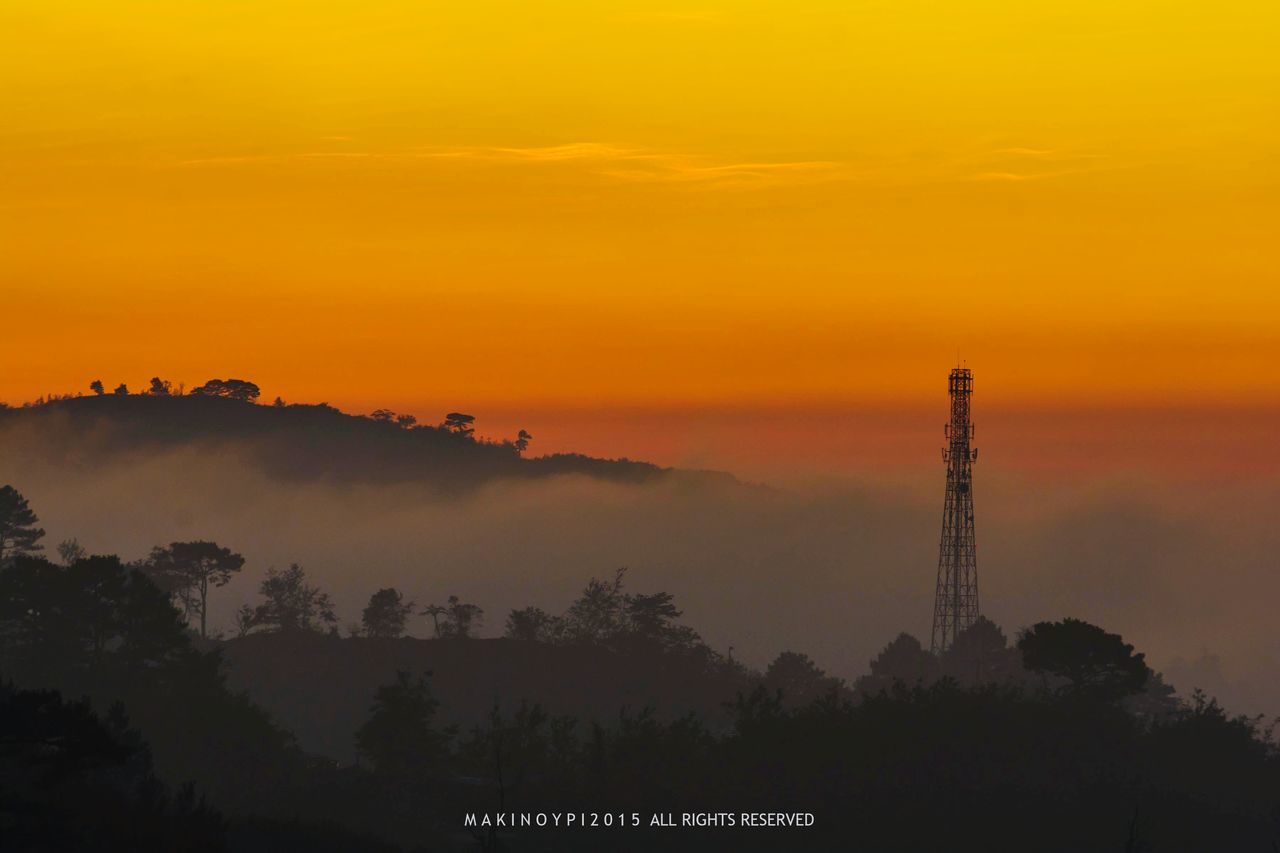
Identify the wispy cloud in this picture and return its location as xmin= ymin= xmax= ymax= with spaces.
xmin=180 ymin=140 xmax=1116 ymax=189
xmin=180 ymin=151 xmax=377 ymax=166
xmin=956 ymin=145 xmax=1111 ymax=183
xmin=967 ymin=171 xmax=1040 ymax=182
xmin=618 ymin=9 xmax=723 ymax=24
xmin=599 ymin=159 xmax=845 ymax=188
xmin=413 ymin=143 xmax=849 ymax=188
xmin=412 ymin=142 xmax=656 ymax=163
xmin=179 ymin=155 xmax=277 ymax=166
xmin=990 ymin=147 xmax=1059 ymax=157
xmin=177 ymin=142 xmax=853 ymax=190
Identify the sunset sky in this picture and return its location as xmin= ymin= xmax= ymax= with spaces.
xmin=3 ymin=1 xmax=1278 ymax=470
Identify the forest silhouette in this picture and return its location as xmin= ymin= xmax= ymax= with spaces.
xmin=0 ymin=386 xmax=698 ymax=491
xmin=0 ymin=388 xmax=1278 ymax=851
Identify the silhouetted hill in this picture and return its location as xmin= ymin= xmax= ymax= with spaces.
xmin=0 ymin=395 xmax=730 ymax=489
xmin=220 ymin=632 xmax=753 ymax=762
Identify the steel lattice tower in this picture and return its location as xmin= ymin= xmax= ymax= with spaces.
xmin=930 ymin=367 xmax=979 ymax=654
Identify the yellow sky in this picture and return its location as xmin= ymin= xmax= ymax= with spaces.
xmin=2 ymin=0 xmax=1278 ymax=412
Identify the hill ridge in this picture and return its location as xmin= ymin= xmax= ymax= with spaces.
xmin=0 ymin=394 xmax=736 ymax=490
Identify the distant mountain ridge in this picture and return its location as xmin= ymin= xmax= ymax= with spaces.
xmin=0 ymin=395 xmax=731 ymax=489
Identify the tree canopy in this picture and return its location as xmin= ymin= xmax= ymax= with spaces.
xmin=356 ymin=671 xmax=452 ymax=775
xmin=143 ymin=541 xmax=245 ymax=639
xmin=190 ymin=378 xmax=261 ymax=403
xmin=0 ymin=485 xmax=46 ymax=565
xmin=764 ymin=651 xmax=845 ymax=706
xmin=0 ymin=552 xmax=299 ymax=818
xmin=361 ymin=588 xmax=414 ymax=639
xmin=442 ymin=412 xmax=476 ymax=436
xmin=940 ymin=616 xmax=1024 ymax=686
xmin=0 ymin=682 xmax=227 ymax=852
xmin=240 ymin=564 xmax=336 ymax=634
xmin=854 ymin=632 xmax=938 ymax=696
xmin=0 ymin=555 xmax=193 ymax=688
xmin=57 ymin=537 xmax=87 ymax=565
xmin=1018 ymin=618 xmax=1149 ymax=701
xmin=422 ymin=595 xmax=484 ymax=639
xmin=504 ymin=606 xmax=561 ymax=643
xmin=500 ymin=569 xmax=709 ymax=660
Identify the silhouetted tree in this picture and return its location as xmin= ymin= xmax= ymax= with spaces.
xmin=563 ymin=568 xmax=627 ymax=644
xmin=443 ymin=412 xmax=476 ymax=436
xmin=764 ymin=651 xmax=844 ymax=706
xmin=624 ymin=590 xmax=680 ymax=636
xmin=622 ymin=590 xmax=703 ymax=654
xmin=89 ymin=379 xmax=105 ymax=396
xmin=536 ymin=569 xmax=711 ymax=658
xmin=233 ymin=604 xmax=257 ymax=639
xmin=425 ymin=595 xmax=483 ymax=639
xmin=395 ymin=413 xmax=417 ymax=429
xmin=0 ymin=683 xmax=227 ymax=852
xmin=461 ymin=700 xmax=561 ymax=846
xmin=421 ymin=602 xmax=448 ymax=638
xmin=504 ymin=606 xmax=562 ymax=643
xmin=144 ymin=541 xmax=245 ymax=639
xmin=190 ymin=378 xmax=261 ymax=403
xmin=356 ymin=671 xmax=452 ymax=775
xmin=369 ymin=409 xmax=396 ymax=423
xmin=362 ymin=588 xmax=414 ymax=639
xmin=0 ymin=554 xmax=298 ymax=816
xmin=1124 ymin=669 xmax=1181 ymax=719
xmin=271 ymin=395 xmax=285 ymax=407
xmin=0 ymin=555 xmax=197 ymax=689
xmin=1018 ymin=618 xmax=1148 ymax=701
xmin=0 ymin=485 xmax=45 ymax=565
xmin=147 ymin=377 xmax=173 ymax=396
xmin=245 ymin=564 xmax=337 ymax=633
xmin=941 ymin=616 xmax=1024 ymax=686
xmin=113 ymin=382 xmax=129 ymax=395
xmin=854 ymin=632 xmax=938 ymax=696
xmin=57 ymin=537 xmax=87 ymax=566
xmin=514 ymin=429 xmax=533 ymax=453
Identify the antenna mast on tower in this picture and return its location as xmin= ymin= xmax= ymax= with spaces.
xmin=930 ymin=367 xmax=979 ymax=653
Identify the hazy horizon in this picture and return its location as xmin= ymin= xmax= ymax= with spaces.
xmin=3 ymin=394 xmax=1276 ymax=720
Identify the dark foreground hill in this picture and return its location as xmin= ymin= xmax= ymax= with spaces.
xmin=219 ymin=632 xmax=752 ymax=763
xmin=0 ymin=395 xmax=728 ymax=490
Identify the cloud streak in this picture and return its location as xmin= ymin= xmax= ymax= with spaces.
xmin=176 ymin=139 xmax=1126 ymax=190
xmin=957 ymin=145 xmax=1112 ymax=182
xmin=178 ymin=142 xmax=854 ymax=190
xmin=414 ymin=143 xmax=851 ymax=188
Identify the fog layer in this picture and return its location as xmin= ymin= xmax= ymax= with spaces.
xmin=3 ymin=422 xmax=1276 ymax=716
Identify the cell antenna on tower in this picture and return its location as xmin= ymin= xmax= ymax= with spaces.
xmin=930 ymin=367 xmax=979 ymax=653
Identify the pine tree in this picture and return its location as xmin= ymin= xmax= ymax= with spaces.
xmin=0 ymin=485 xmax=45 ymax=565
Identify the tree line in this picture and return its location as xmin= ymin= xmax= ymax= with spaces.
xmin=3 ymin=376 xmax=537 ymax=456
xmin=0 ymin=482 xmax=1232 ymax=715
xmin=2 ymin=480 xmax=1279 ymax=851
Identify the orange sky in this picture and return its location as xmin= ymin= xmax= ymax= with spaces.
xmin=3 ymin=1 xmax=1279 ymax=439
